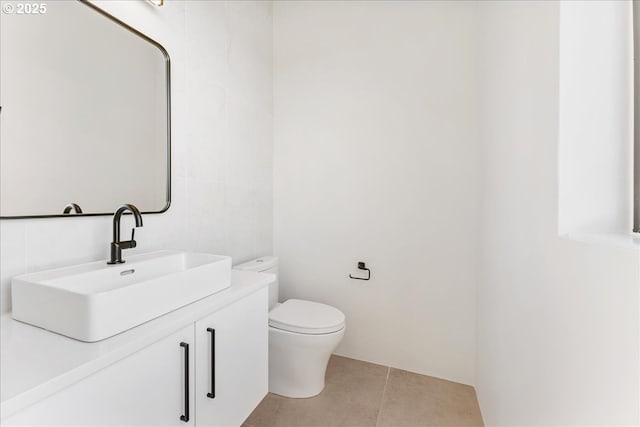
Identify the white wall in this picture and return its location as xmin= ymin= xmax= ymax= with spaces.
xmin=475 ymin=1 xmax=640 ymax=425
xmin=558 ymin=1 xmax=635 ymax=236
xmin=0 ymin=0 xmax=273 ymax=314
xmin=273 ymin=0 xmax=479 ymax=385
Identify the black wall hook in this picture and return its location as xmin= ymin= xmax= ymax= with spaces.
xmin=349 ymin=261 xmax=371 ymax=281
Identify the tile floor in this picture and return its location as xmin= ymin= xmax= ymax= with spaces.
xmin=244 ymin=355 xmax=484 ymax=427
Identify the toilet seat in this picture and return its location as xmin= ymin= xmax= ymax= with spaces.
xmin=269 ymin=299 xmax=345 ymax=335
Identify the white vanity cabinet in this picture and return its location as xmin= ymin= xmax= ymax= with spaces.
xmin=195 ymin=289 xmax=268 ymax=427
xmin=3 ymin=325 xmax=196 ymax=426
xmin=1 ymin=284 xmax=269 ymax=427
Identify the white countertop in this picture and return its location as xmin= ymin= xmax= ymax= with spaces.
xmin=0 ymin=269 xmax=273 ymax=419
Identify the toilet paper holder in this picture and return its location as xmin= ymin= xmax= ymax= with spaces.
xmin=349 ymin=261 xmax=371 ymax=281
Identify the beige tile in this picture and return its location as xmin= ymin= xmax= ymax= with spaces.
xmin=245 ymin=357 xmax=484 ymax=427
xmin=377 ymin=368 xmax=484 ymax=427
xmin=244 ymin=355 xmax=389 ymax=427
xmin=244 ymin=393 xmax=280 ymax=427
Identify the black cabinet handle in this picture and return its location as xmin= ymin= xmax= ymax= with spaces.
xmin=180 ymin=342 xmax=190 ymax=422
xmin=206 ymin=328 xmax=216 ymax=399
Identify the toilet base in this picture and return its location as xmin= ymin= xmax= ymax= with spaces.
xmin=269 ymin=326 xmax=345 ymax=398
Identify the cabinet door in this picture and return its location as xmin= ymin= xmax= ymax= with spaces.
xmin=3 ymin=325 xmax=196 ymax=426
xmin=195 ymin=288 xmax=268 ymax=427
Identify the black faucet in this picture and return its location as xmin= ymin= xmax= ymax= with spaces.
xmin=107 ymin=204 xmax=143 ymax=264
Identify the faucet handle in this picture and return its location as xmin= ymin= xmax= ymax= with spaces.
xmin=122 ymin=228 xmax=138 ymax=250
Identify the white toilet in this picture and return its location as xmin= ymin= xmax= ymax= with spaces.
xmin=234 ymin=257 xmax=345 ymax=398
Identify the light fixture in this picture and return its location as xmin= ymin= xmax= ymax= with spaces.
xmin=146 ymin=0 xmax=164 ymax=6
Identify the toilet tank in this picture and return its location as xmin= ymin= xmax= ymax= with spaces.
xmin=234 ymin=256 xmax=279 ymax=309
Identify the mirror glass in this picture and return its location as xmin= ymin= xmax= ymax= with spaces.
xmin=0 ymin=0 xmax=170 ymax=218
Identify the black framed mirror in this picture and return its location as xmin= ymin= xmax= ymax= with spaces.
xmin=0 ymin=0 xmax=171 ymax=218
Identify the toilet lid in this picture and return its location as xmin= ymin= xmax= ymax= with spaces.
xmin=269 ymin=299 xmax=345 ymax=335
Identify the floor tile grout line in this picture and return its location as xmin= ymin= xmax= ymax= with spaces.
xmin=375 ymin=366 xmax=391 ymax=427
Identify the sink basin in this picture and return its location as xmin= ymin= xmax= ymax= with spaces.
xmin=11 ymin=250 xmax=232 ymax=342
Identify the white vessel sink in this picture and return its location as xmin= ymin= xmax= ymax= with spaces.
xmin=11 ymin=250 xmax=232 ymax=342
